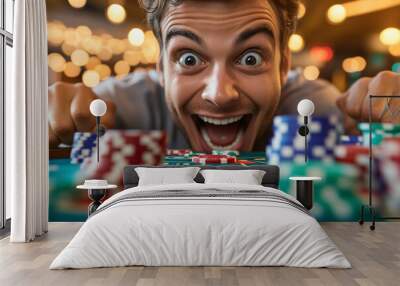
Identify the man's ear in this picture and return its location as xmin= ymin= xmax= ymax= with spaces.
xmin=280 ymin=47 xmax=291 ymax=87
xmin=156 ymin=54 xmax=165 ymax=87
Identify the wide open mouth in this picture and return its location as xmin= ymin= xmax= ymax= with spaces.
xmin=192 ymin=114 xmax=253 ymax=151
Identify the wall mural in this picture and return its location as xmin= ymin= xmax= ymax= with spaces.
xmin=47 ymin=1 xmax=400 ymax=222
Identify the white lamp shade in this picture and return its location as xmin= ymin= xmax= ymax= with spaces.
xmin=297 ymin=99 xmax=315 ymax=116
xmin=90 ymin=99 xmax=107 ymax=117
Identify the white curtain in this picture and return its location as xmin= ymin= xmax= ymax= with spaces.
xmin=7 ymin=0 xmax=49 ymax=242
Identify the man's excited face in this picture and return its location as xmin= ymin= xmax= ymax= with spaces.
xmin=159 ymin=0 xmax=290 ymax=151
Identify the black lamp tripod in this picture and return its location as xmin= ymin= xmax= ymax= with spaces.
xmin=359 ymin=95 xmax=400 ymax=231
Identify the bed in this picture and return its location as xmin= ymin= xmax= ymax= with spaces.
xmin=50 ymin=165 xmax=350 ymax=269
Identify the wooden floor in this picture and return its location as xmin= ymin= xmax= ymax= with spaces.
xmin=0 ymin=222 xmax=399 ymax=286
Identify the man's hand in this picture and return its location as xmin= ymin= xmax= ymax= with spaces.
xmin=48 ymin=82 xmax=116 ymax=148
xmin=337 ymin=71 xmax=400 ymax=133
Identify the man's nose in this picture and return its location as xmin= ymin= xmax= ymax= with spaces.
xmin=201 ymin=66 xmax=240 ymax=107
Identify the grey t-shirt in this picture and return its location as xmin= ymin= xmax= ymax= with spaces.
xmin=93 ymin=69 xmax=342 ymax=149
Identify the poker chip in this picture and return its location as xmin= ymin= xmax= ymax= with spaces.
xmin=166 ymin=149 xmax=191 ymax=156
xmin=82 ymin=130 xmax=167 ymax=184
xmin=183 ymin=151 xmax=206 ymax=158
xmin=334 ymin=145 xmax=369 ymax=164
xmin=266 ymin=115 xmax=339 ymax=164
xmin=340 ymin=135 xmax=363 ymax=145
xmin=70 ymin=132 xmax=97 ymax=164
xmin=212 ymin=150 xmax=240 ymax=156
xmin=191 ymin=154 xmax=237 ymax=165
xmin=278 ymin=162 xmax=362 ymax=221
xmin=358 ymin=123 xmax=400 ymax=146
xmin=376 ymin=137 xmax=400 ymax=213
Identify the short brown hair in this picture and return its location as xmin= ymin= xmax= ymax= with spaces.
xmin=139 ymin=0 xmax=299 ymax=50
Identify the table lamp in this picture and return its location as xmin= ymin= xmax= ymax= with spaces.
xmin=89 ymin=99 xmax=107 ymax=163
xmin=297 ymin=99 xmax=315 ymax=162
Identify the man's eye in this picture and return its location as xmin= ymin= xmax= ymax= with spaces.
xmin=238 ymin=52 xmax=263 ymax=66
xmin=178 ymin=52 xmax=201 ymax=67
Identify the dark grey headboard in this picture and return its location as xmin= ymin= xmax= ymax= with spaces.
xmin=123 ymin=165 xmax=280 ymax=189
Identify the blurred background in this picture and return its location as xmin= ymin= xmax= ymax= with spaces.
xmin=46 ymin=0 xmax=400 ymax=90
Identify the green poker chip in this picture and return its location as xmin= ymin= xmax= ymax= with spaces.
xmin=212 ymin=150 xmax=240 ymax=156
xmin=358 ymin=123 xmax=400 ymax=145
xmin=358 ymin=123 xmax=400 ymax=133
xmin=280 ymin=161 xmax=362 ymax=221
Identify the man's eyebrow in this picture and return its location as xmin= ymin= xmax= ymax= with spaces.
xmin=235 ymin=26 xmax=275 ymax=45
xmin=165 ymin=28 xmax=203 ymax=47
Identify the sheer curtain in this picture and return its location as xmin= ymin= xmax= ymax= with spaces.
xmin=7 ymin=0 xmax=48 ymax=242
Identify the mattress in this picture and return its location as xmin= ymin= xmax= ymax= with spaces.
xmin=50 ymin=183 xmax=351 ymax=269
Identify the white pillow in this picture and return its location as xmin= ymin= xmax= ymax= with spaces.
xmin=200 ymin=169 xmax=266 ymax=185
xmin=135 ymin=167 xmax=201 ymax=186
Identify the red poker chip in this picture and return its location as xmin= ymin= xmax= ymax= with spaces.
xmin=334 ymin=145 xmax=369 ymax=162
xmin=191 ymin=154 xmax=237 ymax=164
xmin=166 ymin=149 xmax=191 ymax=156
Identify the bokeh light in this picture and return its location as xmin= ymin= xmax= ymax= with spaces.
xmin=61 ymin=42 xmax=75 ymax=56
xmin=47 ymin=22 xmax=65 ymax=46
xmin=310 ymin=46 xmax=334 ymax=63
xmin=288 ymin=34 xmax=304 ymax=52
xmin=76 ymin=25 xmax=92 ymax=38
xmin=123 ymin=50 xmax=141 ymax=66
xmin=97 ymin=46 xmax=113 ymax=61
xmin=64 ymin=28 xmax=80 ymax=47
xmin=95 ymin=64 xmax=112 ymax=80
xmin=389 ymin=44 xmax=400 ymax=57
xmin=106 ymin=4 xmax=127 ymax=24
xmin=71 ymin=49 xmax=89 ymax=66
xmin=82 ymin=36 xmax=102 ymax=55
xmin=82 ymin=70 xmax=100 ymax=87
xmin=68 ymin=0 xmax=87 ymax=9
xmin=114 ymin=60 xmax=130 ymax=76
xmin=342 ymin=56 xmax=367 ymax=73
xmin=48 ymin=53 xmax=66 ymax=73
xmin=64 ymin=62 xmax=81 ymax=78
xmin=380 ymin=27 xmax=400 ymax=46
xmin=128 ymin=28 xmax=145 ymax=47
xmin=303 ymin=65 xmax=320 ymax=80
xmin=298 ymin=2 xmax=306 ymax=19
xmin=327 ymin=4 xmax=347 ymax=24
xmin=85 ymin=56 xmax=101 ymax=70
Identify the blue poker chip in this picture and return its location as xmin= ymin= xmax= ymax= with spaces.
xmin=70 ymin=132 xmax=97 ymax=164
xmin=339 ymin=135 xmax=363 ymax=145
xmin=267 ymin=146 xmax=335 ymax=157
xmin=268 ymin=115 xmax=340 ymax=163
xmin=266 ymin=147 xmax=335 ymax=164
xmin=273 ymin=115 xmax=340 ymax=133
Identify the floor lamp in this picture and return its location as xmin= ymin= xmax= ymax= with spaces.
xmin=359 ymin=94 xmax=400 ymax=231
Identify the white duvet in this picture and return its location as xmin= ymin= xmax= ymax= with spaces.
xmin=50 ymin=183 xmax=351 ymax=269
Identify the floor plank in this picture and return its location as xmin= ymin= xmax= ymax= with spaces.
xmin=0 ymin=222 xmax=398 ymax=286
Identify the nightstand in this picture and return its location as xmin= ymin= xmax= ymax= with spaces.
xmin=77 ymin=184 xmax=117 ymax=216
xmin=289 ymin=176 xmax=321 ymax=210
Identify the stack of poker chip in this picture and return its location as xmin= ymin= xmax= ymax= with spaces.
xmin=82 ymin=130 xmax=167 ymax=184
xmin=267 ymin=115 xmax=339 ymax=164
xmin=358 ymin=123 xmax=400 ymax=146
xmin=279 ymin=162 xmax=362 ymax=221
xmin=163 ymin=150 xmax=267 ymax=166
xmin=377 ymin=138 xmax=400 ymax=214
xmin=191 ymin=154 xmax=237 ymax=165
xmin=334 ymin=144 xmax=385 ymax=208
xmin=70 ymin=132 xmax=97 ymax=164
